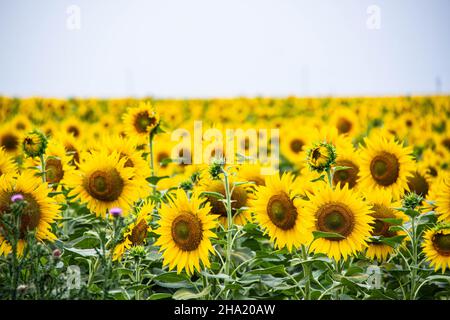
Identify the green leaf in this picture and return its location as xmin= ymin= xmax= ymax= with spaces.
xmin=148 ymin=293 xmax=172 ymax=300
xmin=247 ymin=265 xmax=286 ymax=276
xmin=200 ymin=272 xmax=231 ymax=281
xmin=379 ymin=218 xmax=403 ymax=225
xmin=333 ymin=166 xmax=352 ymax=172
xmin=172 ymin=286 xmax=211 ymax=300
xmin=379 ymin=235 xmax=407 ymax=248
xmin=312 ymin=231 xmax=345 ymax=240
xmin=146 ymin=175 xmax=170 ymax=185
xmin=200 ymin=191 xmax=224 ymax=199
xmin=404 ymin=208 xmax=420 ymax=218
xmin=64 ymin=247 xmax=98 ymax=257
xmin=311 ymin=175 xmax=325 ymax=183
xmin=153 ymin=272 xmax=189 ymax=283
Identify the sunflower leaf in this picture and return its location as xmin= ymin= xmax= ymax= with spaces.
xmin=379 ymin=218 xmax=404 ymax=225
xmin=333 ymin=166 xmax=352 ymax=172
xmin=312 ymin=231 xmax=345 ymax=240
xmin=146 ymin=175 xmax=169 ymax=185
xmin=200 ymin=191 xmax=224 ymax=199
xmin=172 ymin=286 xmax=211 ymax=300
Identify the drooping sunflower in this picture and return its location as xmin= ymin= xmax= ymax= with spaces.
xmin=0 ymin=147 xmax=18 ymax=178
xmin=66 ymin=150 xmax=146 ymax=218
xmin=302 ymin=184 xmax=374 ymax=261
xmin=251 ymin=173 xmax=315 ymax=251
xmin=122 ymin=102 xmax=160 ymax=144
xmin=364 ymin=190 xmax=406 ymax=261
xmin=154 ymin=189 xmax=218 ymax=275
xmin=359 ymin=135 xmax=415 ymax=200
xmin=112 ymin=201 xmax=154 ymax=261
xmin=0 ymin=171 xmax=60 ymax=256
xmin=422 ymin=224 xmax=450 ymax=273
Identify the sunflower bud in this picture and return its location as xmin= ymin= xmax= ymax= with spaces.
xmin=306 ymin=142 xmax=337 ymax=173
xmin=402 ymin=192 xmax=423 ymax=210
xmin=129 ymin=245 xmax=146 ymax=260
xmin=209 ymin=157 xmax=225 ymax=179
xmin=22 ymin=130 xmax=48 ymax=158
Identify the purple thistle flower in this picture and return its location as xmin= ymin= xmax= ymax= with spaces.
xmin=11 ymin=194 xmax=24 ymax=202
xmin=110 ymin=207 xmax=123 ymax=218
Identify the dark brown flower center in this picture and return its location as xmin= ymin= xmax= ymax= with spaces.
xmin=432 ymin=233 xmax=450 ymax=256
xmin=337 ymin=117 xmax=352 ymax=134
xmin=206 ymin=181 xmax=248 ymax=217
xmin=0 ymin=192 xmax=41 ymax=239
xmin=1 ymin=134 xmax=19 ymax=152
xmin=84 ymin=169 xmax=124 ymax=202
xmin=442 ymin=138 xmax=450 ymax=152
xmin=370 ymin=152 xmax=400 ymax=186
xmin=427 ymin=166 xmax=438 ymax=177
xmin=370 ymin=204 xmax=397 ymax=239
xmin=289 ymin=139 xmax=304 ymax=153
xmin=333 ymin=159 xmax=359 ymax=189
xmin=134 ymin=111 xmax=157 ymax=133
xmin=267 ymin=192 xmax=298 ymax=230
xmin=128 ymin=219 xmax=148 ymax=245
xmin=316 ymin=203 xmax=355 ymax=240
xmin=119 ymin=153 xmax=134 ymax=168
xmin=407 ymin=171 xmax=429 ymax=197
xmin=46 ymin=158 xmax=64 ymax=184
xmin=171 ymin=213 xmax=203 ymax=251
xmin=67 ymin=126 xmax=80 ymax=137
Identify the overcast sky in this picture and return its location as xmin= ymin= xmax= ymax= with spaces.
xmin=0 ymin=0 xmax=449 ymax=98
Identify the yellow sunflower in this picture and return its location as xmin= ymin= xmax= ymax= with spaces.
xmin=332 ymin=146 xmax=361 ymax=190
xmin=422 ymin=224 xmax=450 ymax=273
xmin=0 ymin=124 xmax=21 ymax=157
xmin=113 ymin=201 xmax=154 ymax=261
xmin=251 ymin=173 xmax=315 ymax=251
xmin=195 ymin=170 xmax=252 ymax=227
xmin=364 ymin=190 xmax=406 ymax=261
xmin=154 ymin=189 xmax=218 ymax=275
xmin=302 ymin=184 xmax=374 ymax=261
xmin=329 ymin=108 xmax=360 ymax=137
xmin=359 ymin=135 xmax=415 ymax=200
xmin=0 ymin=170 xmax=60 ymax=256
xmin=0 ymin=147 xmax=18 ymax=178
xmin=122 ymin=102 xmax=160 ymax=144
xmin=66 ymin=150 xmax=146 ymax=218
xmin=435 ymin=175 xmax=450 ymax=222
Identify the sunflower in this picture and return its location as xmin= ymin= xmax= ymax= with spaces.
xmin=236 ymin=163 xmax=278 ymax=191
xmin=112 ymin=201 xmax=154 ymax=261
xmin=280 ymin=123 xmax=314 ymax=167
xmin=60 ymin=117 xmax=85 ymax=139
xmin=359 ymin=135 xmax=415 ymax=200
xmin=122 ymin=102 xmax=160 ymax=144
xmin=332 ymin=146 xmax=361 ymax=190
xmin=422 ymin=224 xmax=450 ymax=273
xmin=66 ymin=150 xmax=146 ymax=218
xmin=195 ymin=170 xmax=252 ymax=227
xmin=364 ymin=190 xmax=406 ymax=261
xmin=302 ymin=184 xmax=374 ymax=261
xmin=0 ymin=124 xmax=21 ymax=157
xmin=0 ymin=170 xmax=60 ymax=256
xmin=329 ymin=108 xmax=360 ymax=137
xmin=406 ymin=162 xmax=433 ymax=200
xmin=0 ymin=147 xmax=18 ymax=178
xmin=154 ymin=189 xmax=218 ymax=275
xmin=56 ymin=132 xmax=82 ymax=168
xmin=21 ymin=130 xmax=47 ymax=158
xmin=251 ymin=173 xmax=315 ymax=251
xmin=101 ymin=135 xmax=151 ymax=197
xmin=434 ymin=175 xmax=450 ymax=222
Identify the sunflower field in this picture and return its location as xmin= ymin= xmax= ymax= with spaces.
xmin=1 ymin=95 xmax=450 ymax=300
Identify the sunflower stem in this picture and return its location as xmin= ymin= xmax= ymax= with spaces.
xmin=39 ymin=154 xmax=46 ymax=183
xmin=134 ymin=256 xmax=142 ymax=300
xmin=149 ymin=132 xmax=156 ymax=194
xmin=301 ymin=245 xmax=312 ymax=300
xmin=222 ymin=169 xmax=233 ymax=299
xmin=326 ymin=167 xmax=333 ymax=189
xmin=410 ymin=215 xmax=418 ymax=300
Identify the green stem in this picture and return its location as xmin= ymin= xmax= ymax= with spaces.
xmin=410 ymin=216 xmax=418 ymax=300
xmin=326 ymin=168 xmax=333 ymax=189
xmin=135 ymin=257 xmax=142 ymax=300
xmin=149 ymin=132 xmax=156 ymax=194
xmin=39 ymin=154 xmax=46 ymax=183
xmin=222 ymin=170 xmax=233 ymax=299
xmin=301 ymin=245 xmax=311 ymax=300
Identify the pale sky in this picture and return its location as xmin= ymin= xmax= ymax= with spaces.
xmin=0 ymin=0 xmax=449 ymax=98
